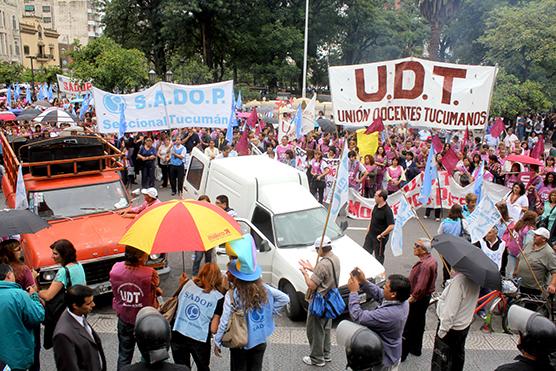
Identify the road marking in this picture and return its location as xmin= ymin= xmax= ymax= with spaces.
xmin=89 ymin=314 xmax=518 ymax=350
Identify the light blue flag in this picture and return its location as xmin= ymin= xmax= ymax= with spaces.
xmin=37 ymin=84 xmax=44 ymax=100
xmin=390 ymin=197 xmax=416 ymax=256
xmin=474 ymin=160 xmax=485 ymax=203
xmin=294 ymin=105 xmax=303 ymax=140
xmin=15 ymin=165 xmax=29 ymax=209
xmin=118 ymin=103 xmax=127 ymax=139
xmin=14 ymin=84 xmax=20 ymax=100
xmin=467 ymin=194 xmax=501 ymax=243
xmin=330 ymin=141 xmax=350 ymax=221
xmin=418 ymin=145 xmax=438 ymax=204
xmin=25 ymin=85 xmax=31 ymax=103
xmin=6 ymin=85 xmax=12 ymax=107
xmin=47 ymin=84 xmax=53 ymax=101
xmin=235 ymin=91 xmax=242 ymax=110
xmin=226 ymin=107 xmax=236 ymax=143
xmin=80 ymin=94 xmax=89 ymax=121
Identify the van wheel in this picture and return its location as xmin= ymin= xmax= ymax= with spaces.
xmin=282 ymin=282 xmax=305 ymax=321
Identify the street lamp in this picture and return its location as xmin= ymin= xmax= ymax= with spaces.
xmin=165 ymin=70 xmax=173 ymax=83
xmin=148 ymin=69 xmax=156 ymax=84
xmin=26 ymin=55 xmax=36 ymax=101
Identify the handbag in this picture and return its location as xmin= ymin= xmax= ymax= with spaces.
xmin=459 ymin=219 xmax=471 ymax=242
xmin=431 ymin=334 xmax=453 ymax=371
xmin=308 ymin=257 xmax=346 ymax=319
xmin=43 ymin=266 xmax=72 ymax=349
xmin=538 ymin=205 xmax=556 ymax=229
xmin=159 ymin=279 xmax=188 ymax=323
xmin=221 ymin=290 xmax=248 ymax=349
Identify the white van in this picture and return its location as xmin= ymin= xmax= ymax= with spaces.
xmin=184 ymin=148 xmax=385 ymax=320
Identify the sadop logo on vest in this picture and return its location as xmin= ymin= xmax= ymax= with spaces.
xmin=185 ymin=303 xmax=201 ymax=320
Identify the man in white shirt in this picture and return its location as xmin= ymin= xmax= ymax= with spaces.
xmin=503 ymin=128 xmax=519 ymax=150
xmin=53 ymin=285 xmax=106 ymax=371
xmin=431 ymin=270 xmax=479 ymax=371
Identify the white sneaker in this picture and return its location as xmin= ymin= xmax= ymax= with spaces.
xmin=302 ymin=356 xmax=325 ymax=367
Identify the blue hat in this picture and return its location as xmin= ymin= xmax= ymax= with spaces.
xmin=228 ymin=258 xmax=262 ymax=282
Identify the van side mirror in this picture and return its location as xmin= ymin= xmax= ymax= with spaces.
xmin=259 ymin=240 xmax=271 ymax=252
xmin=340 ymin=221 xmax=348 ymax=232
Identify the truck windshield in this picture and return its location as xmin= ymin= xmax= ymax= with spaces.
xmin=274 ymin=207 xmax=343 ymax=248
xmin=29 ymin=181 xmax=130 ymax=219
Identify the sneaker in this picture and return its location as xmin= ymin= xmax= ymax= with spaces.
xmin=435 ymin=218 xmax=441 ymax=222
xmin=171 ymin=192 xmax=176 ymax=196
xmin=302 ymin=356 xmax=325 ymax=367
xmin=324 ymin=356 xmax=332 ymax=362
xmin=423 ymin=215 xmax=429 ymax=219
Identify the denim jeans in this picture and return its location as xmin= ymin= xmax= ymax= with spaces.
xmin=117 ymin=318 xmax=136 ymax=371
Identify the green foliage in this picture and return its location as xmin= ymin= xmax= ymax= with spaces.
xmin=0 ymin=62 xmax=23 ymax=84
xmin=170 ymin=56 xmax=212 ymax=85
xmin=480 ymin=0 xmax=556 ymax=100
xmin=418 ymin=0 xmax=463 ymax=60
xmin=69 ymin=37 xmax=148 ymax=92
xmin=490 ymin=70 xmax=552 ymax=118
xmin=20 ymin=66 xmax=61 ymax=84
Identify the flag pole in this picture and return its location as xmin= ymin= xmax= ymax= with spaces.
xmin=301 ymin=0 xmax=310 ymax=98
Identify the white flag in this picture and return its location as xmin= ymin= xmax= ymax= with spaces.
xmin=330 ymin=141 xmax=349 ymax=221
xmin=467 ymin=194 xmax=501 ymax=243
xmin=302 ymin=94 xmax=317 ymax=134
xmin=390 ymin=197 xmax=416 ymax=256
xmin=15 ymin=165 xmax=29 ymax=209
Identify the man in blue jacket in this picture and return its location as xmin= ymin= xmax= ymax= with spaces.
xmin=347 ymin=270 xmax=410 ymax=371
xmin=0 ymin=263 xmax=45 ymax=370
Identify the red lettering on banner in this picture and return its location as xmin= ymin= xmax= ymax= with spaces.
xmin=394 ymin=61 xmax=425 ymax=99
xmin=355 ymin=66 xmax=387 ymax=102
xmin=432 ymin=66 xmax=467 ymax=105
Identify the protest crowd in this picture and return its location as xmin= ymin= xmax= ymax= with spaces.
xmin=1 ymin=79 xmax=556 ymax=371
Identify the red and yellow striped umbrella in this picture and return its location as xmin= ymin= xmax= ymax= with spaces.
xmin=119 ymin=199 xmax=242 ymax=254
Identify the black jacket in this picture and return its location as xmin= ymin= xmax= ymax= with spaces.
xmin=52 ymin=310 xmax=106 ymax=371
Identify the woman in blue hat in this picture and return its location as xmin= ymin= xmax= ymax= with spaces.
xmin=214 ymin=257 xmax=289 ymax=371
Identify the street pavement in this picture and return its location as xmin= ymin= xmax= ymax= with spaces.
xmin=18 ymin=185 xmax=521 ymax=370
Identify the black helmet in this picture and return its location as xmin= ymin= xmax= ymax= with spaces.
xmin=134 ymin=307 xmax=171 ymax=364
xmin=507 ymin=305 xmax=556 ymax=357
xmin=336 ymin=320 xmax=383 ymax=370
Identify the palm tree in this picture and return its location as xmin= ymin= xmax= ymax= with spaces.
xmin=419 ymin=0 xmax=463 ymax=60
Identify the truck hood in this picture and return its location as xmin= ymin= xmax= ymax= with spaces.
xmin=22 ymin=213 xmax=130 ymax=268
xmin=275 ymin=235 xmax=385 ymax=286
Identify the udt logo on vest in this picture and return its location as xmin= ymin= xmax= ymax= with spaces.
xmin=117 ymin=283 xmax=145 ymax=308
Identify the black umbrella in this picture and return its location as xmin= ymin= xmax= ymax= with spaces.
xmin=0 ymin=209 xmax=50 ymax=236
xmin=16 ymin=109 xmax=42 ymax=122
xmin=33 ymin=108 xmax=76 ymax=124
xmin=317 ymin=118 xmax=336 ymax=133
xmin=432 ymin=234 xmax=502 ymax=290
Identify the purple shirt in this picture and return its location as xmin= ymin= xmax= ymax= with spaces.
xmin=348 ymin=281 xmax=409 ymax=367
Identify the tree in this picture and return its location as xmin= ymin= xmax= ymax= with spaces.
xmin=490 ymin=70 xmax=552 ymax=119
xmin=20 ymin=66 xmax=61 ymax=84
xmin=0 ymin=62 xmax=23 ymax=83
xmin=69 ymin=37 xmax=148 ymax=92
xmin=418 ymin=0 xmax=463 ymax=60
xmin=480 ymin=0 xmax=556 ymax=100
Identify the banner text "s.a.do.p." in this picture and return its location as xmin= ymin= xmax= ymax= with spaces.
xmin=329 ymin=57 xmax=497 ymax=130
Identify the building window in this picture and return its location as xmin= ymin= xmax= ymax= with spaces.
xmin=12 ymin=16 xmax=16 ymax=30
xmin=49 ymin=46 xmax=54 ymax=56
xmin=15 ymin=41 xmax=20 ymax=56
xmin=24 ymin=45 xmax=30 ymax=55
xmin=24 ymin=5 xmax=35 ymax=12
xmin=43 ymin=17 xmax=51 ymax=23
xmin=42 ymin=6 xmax=51 ymax=13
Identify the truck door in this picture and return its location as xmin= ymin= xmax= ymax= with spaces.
xmin=216 ymin=219 xmax=275 ymax=283
xmin=184 ymin=147 xmax=210 ymax=198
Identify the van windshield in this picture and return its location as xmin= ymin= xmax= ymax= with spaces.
xmin=29 ymin=181 xmax=129 ymax=220
xmin=274 ymin=207 xmax=343 ymax=248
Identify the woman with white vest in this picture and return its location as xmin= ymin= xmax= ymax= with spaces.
xmin=171 ymin=263 xmax=225 ymax=371
xmin=214 ymin=256 xmax=289 ymax=371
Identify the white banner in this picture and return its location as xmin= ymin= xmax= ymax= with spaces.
xmin=56 ymin=74 xmax=92 ymax=95
xmin=92 ymin=80 xmax=234 ymax=134
xmin=347 ymin=171 xmax=509 ymax=219
xmin=329 ymin=57 xmax=497 ymax=130
xmin=467 ymin=195 xmax=502 ymax=243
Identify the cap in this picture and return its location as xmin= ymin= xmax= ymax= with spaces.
xmin=141 ymin=187 xmax=158 ymax=199
xmin=532 ymin=227 xmax=550 ymax=240
xmin=314 ymin=236 xmax=332 ymax=250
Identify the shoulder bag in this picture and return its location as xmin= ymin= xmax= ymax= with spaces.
xmin=221 ymin=290 xmax=248 ymax=349
xmin=308 ymin=257 xmax=346 ymax=319
xmin=159 ymin=278 xmax=188 ymax=323
xmin=43 ymin=266 xmax=72 ymax=349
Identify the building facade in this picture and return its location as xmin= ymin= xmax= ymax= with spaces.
xmin=20 ymin=16 xmax=60 ymax=69
xmin=0 ymin=0 xmax=23 ymax=63
xmin=54 ymin=0 xmax=103 ymax=47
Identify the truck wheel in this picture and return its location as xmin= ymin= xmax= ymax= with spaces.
xmin=282 ymin=282 xmax=305 ymax=321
